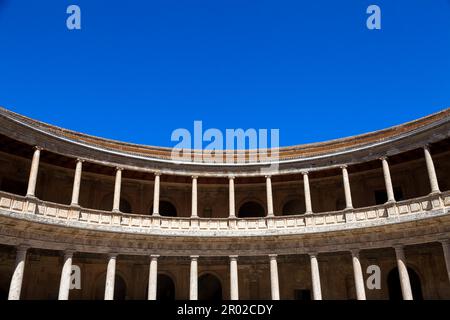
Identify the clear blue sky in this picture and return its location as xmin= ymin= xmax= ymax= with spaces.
xmin=1 ymin=1 xmax=450 ymax=147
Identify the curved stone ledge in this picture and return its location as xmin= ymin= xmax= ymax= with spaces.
xmin=0 ymin=191 xmax=448 ymax=238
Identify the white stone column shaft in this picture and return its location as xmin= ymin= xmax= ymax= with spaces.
xmin=394 ymin=246 xmax=413 ymax=300
xmin=189 ymin=256 xmax=198 ymax=300
xmin=351 ymin=250 xmax=366 ymax=300
xmin=191 ymin=176 xmax=198 ymax=218
xmin=148 ymin=255 xmax=159 ymax=300
xmin=112 ymin=168 xmax=122 ymax=212
xmin=310 ymin=253 xmax=322 ymax=300
xmin=381 ymin=157 xmax=395 ymax=202
xmin=8 ymin=246 xmax=28 ymax=300
xmin=424 ymin=146 xmax=440 ymax=193
xmin=71 ymin=159 xmax=83 ymax=206
xmin=341 ymin=166 xmax=353 ymax=209
xmin=229 ymin=177 xmax=236 ymax=218
xmin=26 ymin=147 xmax=41 ymax=197
xmin=230 ymin=255 xmax=239 ymax=300
xmin=104 ymin=254 xmax=117 ymax=300
xmin=58 ymin=251 xmax=74 ymax=300
xmin=441 ymin=240 xmax=450 ymax=284
xmin=302 ymin=172 xmax=313 ymax=214
xmin=266 ymin=176 xmax=274 ymax=217
xmin=269 ymin=254 xmax=280 ymax=300
xmin=153 ymin=173 xmax=161 ymax=216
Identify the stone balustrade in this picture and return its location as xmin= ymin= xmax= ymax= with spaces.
xmin=0 ymin=190 xmax=448 ymax=237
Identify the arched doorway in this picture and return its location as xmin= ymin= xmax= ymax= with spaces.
xmin=238 ymin=201 xmax=265 ymax=218
xmin=99 ymin=194 xmax=132 ymax=213
xmin=282 ymin=199 xmax=305 ymax=216
xmin=94 ymin=274 xmax=127 ymax=300
xmin=387 ymin=267 xmax=423 ymax=300
xmin=198 ymin=273 xmax=222 ymax=301
xmin=157 ymin=274 xmax=176 ymax=300
xmin=151 ymin=201 xmax=177 ymax=217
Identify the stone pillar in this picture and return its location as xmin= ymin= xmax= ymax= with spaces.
xmin=26 ymin=147 xmax=42 ymax=198
xmin=341 ymin=165 xmax=353 ymax=209
xmin=265 ymin=176 xmax=274 ymax=217
xmin=230 ymin=255 xmax=239 ymax=300
xmin=58 ymin=250 xmax=74 ymax=300
xmin=309 ymin=253 xmax=322 ymax=300
xmin=191 ymin=176 xmax=198 ymax=218
xmin=153 ymin=173 xmax=161 ymax=216
xmin=104 ymin=253 xmax=118 ymax=300
xmin=424 ymin=145 xmax=440 ymax=194
xmin=302 ymin=171 xmax=313 ymax=214
xmin=441 ymin=240 xmax=450 ymax=284
xmin=189 ymin=255 xmax=199 ymax=300
xmin=148 ymin=255 xmax=159 ymax=300
xmin=269 ymin=254 xmax=280 ymax=300
xmin=8 ymin=246 xmax=28 ymax=300
xmin=112 ymin=168 xmax=123 ymax=212
xmin=380 ymin=157 xmax=395 ymax=203
xmin=351 ymin=250 xmax=366 ymax=300
xmin=71 ymin=159 xmax=84 ymax=206
xmin=394 ymin=246 xmax=413 ymax=300
xmin=229 ymin=176 xmax=236 ymax=218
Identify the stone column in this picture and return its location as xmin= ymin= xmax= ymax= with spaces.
xmin=8 ymin=246 xmax=28 ymax=300
xmin=351 ymin=250 xmax=366 ymax=300
xmin=269 ymin=254 xmax=280 ymax=300
xmin=71 ymin=159 xmax=84 ymax=206
xmin=58 ymin=250 xmax=74 ymax=300
xmin=341 ymin=165 xmax=353 ymax=209
xmin=153 ymin=173 xmax=161 ymax=216
xmin=265 ymin=176 xmax=274 ymax=217
xmin=302 ymin=171 xmax=313 ymax=214
xmin=189 ymin=255 xmax=199 ymax=300
xmin=441 ymin=240 xmax=450 ymax=284
xmin=394 ymin=246 xmax=413 ymax=300
xmin=104 ymin=253 xmax=118 ymax=300
xmin=380 ymin=157 xmax=395 ymax=203
xmin=26 ymin=147 xmax=42 ymax=198
xmin=112 ymin=168 xmax=123 ymax=212
xmin=229 ymin=176 xmax=236 ymax=218
xmin=424 ymin=145 xmax=440 ymax=194
xmin=309 ymin=253 xmax=322 ymax=300
xmin=191 ymin=176 xmax=198 ymax=218
xmin=148 ymin=255 xmax=159 ymax=300
xmin=230 ymin=255 xmax=239 ymax=300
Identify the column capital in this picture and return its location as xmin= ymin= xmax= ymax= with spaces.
xmin=423 ymin=144 xmax=431 ymax=151
xmin=440 ymin=239 xmax=450 ymax=246
xmin=379 ymin=156 xmax=388 ymax=161
xmin=308 ymin=252 xmax=319 ymax=258
xmin=115 ymin=167 xmax=124 ymax=172
xmin=350 ymin=248 xmax=360 ymax=256
xmin=340 ymin=164 xmax=348 ymax=170
xmin=16 ymin=244 xmax=30 ymax=253
xmin=190 ymin=255 xmax=199 ymax=260
xmin=229 ymin=255 xmax=239 ymax=261
xmin=300 ymin=170 xmax=309 ymax=176
xmin=191 ymin=175 xmax=198 ymax=180
xmin=265 ymin=175 xmax=272 ymax=179
xmin=34 ymin=146 xmax=44 ymax=151
xmin=268 ymin=254 xmax=278 ymax=260
xmin=228 ymin=175 xmax=235 ymax=180
xmin=393 ymin=244 xmax=405 ymax=252
xmin=108 ymin=252 xmax=119 ymax=259
xmin=150 ymin=254 xmax=160 ymax=260
xmin=63 ymin=249 xmax=76 ymax=257
xmin=76 ymin=158 xmax=86 ymax=163
xmin=154 ymin=171 xmax=162 ymax=177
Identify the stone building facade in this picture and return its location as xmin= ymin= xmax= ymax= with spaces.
xmin=0 ymin=107 xmax=449 ymax=300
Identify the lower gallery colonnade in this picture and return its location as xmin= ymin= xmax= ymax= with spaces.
xmin=5 ymin=241 xmax=450 ymax=300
